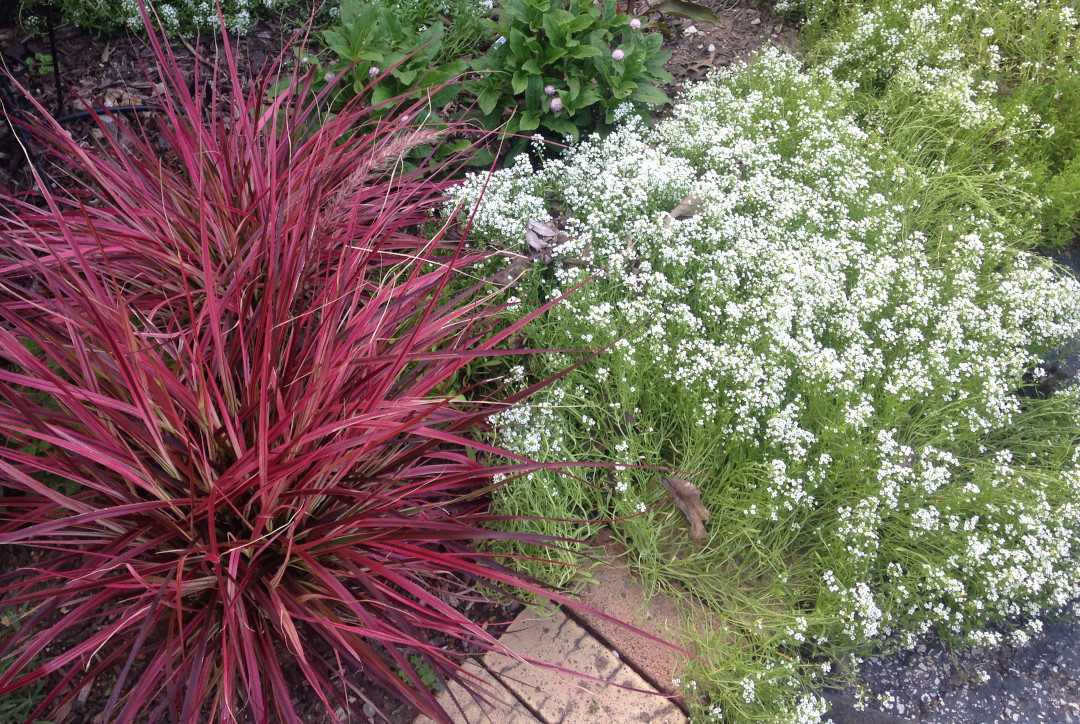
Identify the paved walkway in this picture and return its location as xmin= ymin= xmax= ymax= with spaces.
xmin=414 ymin=530 xmax=691 ymax=724
xmin=413 ymin=606 xmax=687 ymax=724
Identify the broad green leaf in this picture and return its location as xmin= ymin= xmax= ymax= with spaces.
xmin=378 ymin=8 xmax=404 ymax=39
xmin=566 ymin=13 xmax=595 ymax=32
xmin=509 ymin=28 xmax=528 ymax=62
xmin=392 ymin=68 xmax=418 ymax=85
xmin=481 ymin=18 xmax=504 ymax=36
xmin=340 ymin=0 xmax=362 ymax=26
xmin=320 ymin=30 xmax=350 ymax=59
xmin=630 ymin=84 xmax=672 ymax=105
xmin=643 ymin=30 xmax=664 ymax=53
xmin=429 ymin=83 xmax=462 ymax=107
xmin=544 ymin=46 xmax=567 ymax=64
xmin=568 ymin=44 xmax=602 ymax=58
xmin=519 ymin=111 xmax=540 ymax=131
xmin=543 ymin=14 xmax=566 ymax=46
xmin=417 ymin=22 xmax=445 ymax=59
xmin=541 ymin=116 xmax=580 ymax=138
xmin=372 ymin=84 xmax=393 ymax=105
xmin=479 ymin=87 xmax=502 ymax=115
xmin=602 ymin=0 xmax=616 ymax=23
xmin=525 ymin=74 xmax=543 ymax=109
xmin=466 ymin=148 xmax=497 ymax=166
xmin=578 ymin=87 xmax=601 ymax=105
xmin=512 ymin=71 xmax=529 ymax=94
xmin=522 ymin=59 xmax=542 ymax=75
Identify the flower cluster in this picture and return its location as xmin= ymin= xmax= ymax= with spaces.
xmin=802 ymin=0 xmax=1080 ymax=246
xmin=451 ymin=46 xmax=1080 ymax=720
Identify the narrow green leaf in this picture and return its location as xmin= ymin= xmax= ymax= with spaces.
xmin=652 ymin=0 xmax=725 ymax=26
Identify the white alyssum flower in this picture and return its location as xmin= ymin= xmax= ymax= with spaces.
xmin=450 ymin=43 xmax=1080 ymax=722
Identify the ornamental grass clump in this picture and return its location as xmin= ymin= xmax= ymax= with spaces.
xmin=0 ymin=16 xmax=613 ymax=724
xmin=449 ymin=47 xmax=1080 ymax=721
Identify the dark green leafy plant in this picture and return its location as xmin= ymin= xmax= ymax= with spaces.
xmin=316 ymin=0 xmax=468 ymax=113
xmin=471 ymin=0 xmax=673 ymax=140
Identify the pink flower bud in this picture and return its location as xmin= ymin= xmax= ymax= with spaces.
xmin=611 ymin=48 xmax=625 ymax=61
xmin=550 ymin=97 xmax=563 ymax=112
xmin=544 ymin=85 xmax=556 ymax=95
xmin=368 ymin=66 xmax=380 ymax=78
xmin=630 ymin=18 xmax=641 ymax=29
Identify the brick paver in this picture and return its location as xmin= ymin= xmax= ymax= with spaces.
xmin=412 ymin=659 xmax=541 ymax=724
xmin=484 ymin=608 xmax=687 ymax=724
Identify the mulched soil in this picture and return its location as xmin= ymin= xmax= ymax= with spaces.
xmin=0 ymin=2 xmax=794 ymax=722
xmin=648 ymin=0 xmax=798 ymax=94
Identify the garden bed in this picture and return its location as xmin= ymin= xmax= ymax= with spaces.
xmin=2 ymin=0 xmax=1080 ymax=722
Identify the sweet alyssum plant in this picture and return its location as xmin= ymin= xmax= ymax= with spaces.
xmin=0 ymin=14 xmax=653 ymax=723
xmin=20 ymin=0 xmax=288 ymax=33
xmin=471 ymin=0 xmax=672 ymax=140
xmin=797 ymin=0 xmax=1080 ymax=248
xmin=450 ymin=48 xmax=1080 ymax=722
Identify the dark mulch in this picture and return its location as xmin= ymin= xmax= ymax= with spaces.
xmin=647 ymin=0 xmax=798 ymax=95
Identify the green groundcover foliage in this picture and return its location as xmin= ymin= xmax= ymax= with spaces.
xmin=19 ymin=0 xmax=293 ymax=34
xmin=794 ymin=0 xmax=1080 ymax=249
xmin=451 ymin=47 xmax=1080 ymax=722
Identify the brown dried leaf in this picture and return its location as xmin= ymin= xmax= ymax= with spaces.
xmin=662 ymin=194 xmax=705 ymax=228
xmin=661 ymin=476 xmax=710 ymax=547
xmin=670 ymin=194 xmax=703 ymax=220
xmin=525 ymin=219 xmax=560 ymax=249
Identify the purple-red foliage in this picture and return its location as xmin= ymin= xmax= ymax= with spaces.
xmin=0 ymin=18 xmax=593 ymax=724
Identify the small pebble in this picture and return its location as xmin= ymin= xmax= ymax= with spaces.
xmin=683 ymin=25 xmax=697 ymax=35
xmin=750 ymin=17 xmax=761 ymax=25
